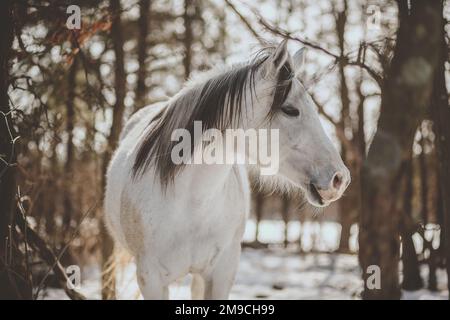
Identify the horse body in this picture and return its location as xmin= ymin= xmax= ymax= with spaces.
xmin=104 ymin=41 xmax=351 ymax=299
xmin=105 ymin=103 xmax=250 ymax=299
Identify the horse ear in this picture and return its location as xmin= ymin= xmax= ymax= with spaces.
xmin=292 ymin=47 xmax=306 ymax=77
xmin=265 ymin=40 xmax=289 ymax=77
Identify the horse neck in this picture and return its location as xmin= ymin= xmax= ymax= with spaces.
xmin=181 ymin=163 xmax=238 ymax=198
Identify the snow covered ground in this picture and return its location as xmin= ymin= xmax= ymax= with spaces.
xmin=41 ymin=220 xmax=448 ymax=300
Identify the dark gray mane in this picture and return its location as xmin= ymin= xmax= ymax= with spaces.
xmin=132 ymin=48 xmax=294 ymax=185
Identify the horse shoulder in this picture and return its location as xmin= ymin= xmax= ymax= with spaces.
xmin=232 ymin=165 xmax=251 ymax=217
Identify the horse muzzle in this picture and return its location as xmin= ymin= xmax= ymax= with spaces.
xmin=307 ymin=167 xmax=351 ymax=207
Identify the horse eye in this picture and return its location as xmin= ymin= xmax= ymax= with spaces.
xmin=280 ymin=105 xmax=299 ymax=117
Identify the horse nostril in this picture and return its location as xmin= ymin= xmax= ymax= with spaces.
xmin=332 ymin=172 xmax=343 ymax=190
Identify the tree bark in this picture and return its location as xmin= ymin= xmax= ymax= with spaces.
xmin=419 ymin=132 xmax=428 ymax=232
xmin=334 ymin=0 xmax=359 ymax=253
xmin=281 ymin=194 xmax=289 ymax=248
xmin=63 ymin=56 xmax=77 ymax=234
xmin=254 ymin=191 xmax=264 ymax=243
xmin=100 ymin=0 xmax=127 ymax=300
xmin=0 ymin=0 xmax=15 ymax=262
xmin=135 ymin=0 xmax=151 ymax=110
xmin=183 ymin=0 xmax=194 ymax=79
xmin=338 ymin=203 xmax=352 ymax=252
xmin=429 ymin=1 xmax=450 ymax=297
xmin=400 ymin=159 xmax=423 ymax=290
xmin=359 ymin=0 xmax=442 ymax=300
xmin=0 ymin=0 xmax=32 ymax=299
xmin=418 ymin=128 xmax=438 ymax=290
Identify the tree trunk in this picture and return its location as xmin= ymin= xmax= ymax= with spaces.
xmin=101 ymin=0 xmax=127 ymax=300
xmin=436 ymin=172 xmax=445 ymax=267
xmin=281 ymin=194 xmax=289 ymax=248
xmin=419 ymin=131 xmax=428 ymax=233
xmin=418 ymin=128 xmax=438 ymax=290
xmin=400 ymin=159 xmax=423 ymax=290
xmin=0 ymin=0 xmax=32 ymax=299
xmin=254 ymin=191 xmax=264 ymax=243
xmin=429 ymin=1 xmax=450 ymax=297
xmin=356 ymin=68 xmax=366 ymax=159
xmin=335 ymin=0 xmax=358 ymax=253
xmin=135 ymin=0 xmax=151 ymax=110
xmin=428 ymin=245 xmax=438 ymax=291
xmin=338 ymin=66 xmax=365 ymax=254
xmin=63 ymin=56 xmax=77 ymax=234
xmin=359 ymin=0 xmax=442 ymax=300
xmin=338 ymin=202 xmax=352 ymax=253
xmin=0 ymin=0 xmax=15 ymax=262
xmin=183 ymin=0 xmax=194 ymax=79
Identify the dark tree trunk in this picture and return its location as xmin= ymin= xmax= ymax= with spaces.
xmin=0 ymin=0 xmax=32 ymax=299
xmin=428 ymin=246 xmax=438 ymax=291
xmin=356 ymin=68 xmax=366 ymax=160
xmin=60 ymin=55 xmax=78 ymax=268
xmin=359 ymin=0 xmax=442 ymax=300
xmin=338 ymin=196 xmax=353 ymax=253
xmin=106 ymin=0 xmax=126 ymax=153
xmin=183 ymin=0 xmax=194 ymax=79
xmin=335 ymin=0 xmax=359 ymax=254
xmin=436 ymin=174 xmax=445 ymax=267
xmin=429 ymin=2 xmax=450 ymax=297
xmin=400 ymin=159 xmax=423 ymax=290
xmin=338 ymin=66 xmax=365 ymax=254
xmin=100 ymin=0 xmax=127 ymax=300
xmin=254 ymin=191 xmax=264 ymax=243
xmin=418 ymin=129 xmax=438 ymax=290
xmin=281 ymin=194 xmax=290 ymax=248
xmin=63 ymin=57 xmax=77 ymax=234
xmin=419 ymin=132 xmax=428 ymax=232
xmin=298 ymin=221 xmax=303 ymax=252
xmin=45 ymin=139 xmax=59 ymax=240
xmin=0 ymin=0 xmax=15 ymax=262
xmin=335 ymin=0 xmax=350 ymax=133
xmin=135 ymin=0 xmax=151 ymax=110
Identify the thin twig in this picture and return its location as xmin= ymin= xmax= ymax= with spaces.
xmin=258 ymin=13 xmax=340 ymax=58
xmin=16 ymin=186 xmax=32 ymax=289
xmin=0 ymin=111 xmax=19 ymax=181
xmin=32 ymin=201 xmax=98 ymax=299
xmin=224 ymin=0 xmax=265 ymax=45
xmin=257 ymin=14 xmax=383 ymax=86
xmin=14 ymin=201 xmax=97 ymax=300
xmin=310 ymin=94 xmax=338 ymax=126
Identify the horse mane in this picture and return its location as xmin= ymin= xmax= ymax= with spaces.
xmin=132 ymin=46 xmax=294 ymax=185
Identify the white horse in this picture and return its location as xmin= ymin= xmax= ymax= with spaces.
xmin=104 ymin=41 xmax=350 ymax=299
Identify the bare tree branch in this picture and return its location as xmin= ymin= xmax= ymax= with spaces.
xmin=15 ymin=202 xmax=92 ymax=300
xmin=224 ymin=0 xmax=265 ymax=45
xmin=258 ymin=14 xmax=383 ymax=86
xmin=310 ymin=93 xmax=361 ymax=163
xmin=309 ymin=93 xmax=338 ymax=126
xmin=258 ymin=14 xmax=339 ymax=58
